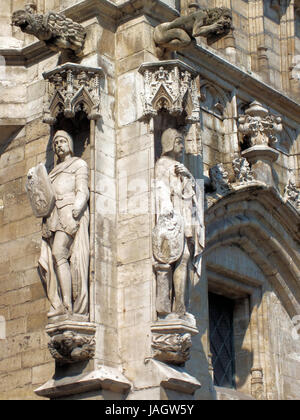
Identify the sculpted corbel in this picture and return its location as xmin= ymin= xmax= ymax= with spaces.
xmin=153 ymin=4 xmax=232 ymax=58
xmin=12 ymin=3 xmax=86 ymax=58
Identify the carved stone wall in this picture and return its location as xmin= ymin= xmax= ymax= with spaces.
xmin=0 ymin=0 xmax=300 ymax=402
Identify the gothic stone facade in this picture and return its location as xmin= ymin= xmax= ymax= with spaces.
xmin=0 ymin=0 xmax=300 ymax=400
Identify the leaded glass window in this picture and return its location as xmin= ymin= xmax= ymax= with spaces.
xmin=209 ymin=292 xmax=236 ymax=388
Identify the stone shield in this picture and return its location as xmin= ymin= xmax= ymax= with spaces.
xmin=26 ymin=163 xmax=55 ymax=218
xmin=152 ymin=213 xmax=184 ymax=264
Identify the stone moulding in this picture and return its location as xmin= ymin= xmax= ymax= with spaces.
xmin=42 ymin=63 xmax=105 ymax=125
xmin=35 ymin=366 xmax=131 ymax=399
xmin=138 ymin=60 xmax=200 ymax=123
xmin=46 ymin=321 xmax=96 ymax=365
xmin=146 ymin=359 xmax=201 ymax=396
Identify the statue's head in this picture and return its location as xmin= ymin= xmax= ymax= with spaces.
xmin=53 ymin=130 xmax=74 ymax=160
xmin=12 ymin=5 xmax=42 ymax=36
xmin=188 ymin=3 xmax=200 ymax=14
xmin=161 ymin=128 xmax=184 ymax=160
xmin=206 ymin=7 xmax=233 ymax=33
xmin=12 ymin=10 xmax=32 ymax=31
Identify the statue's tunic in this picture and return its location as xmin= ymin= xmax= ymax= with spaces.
xmin=155 ymin=156 xmax=204 ymax=275
xmin=38 ymin=157 xmax=90 ymax=316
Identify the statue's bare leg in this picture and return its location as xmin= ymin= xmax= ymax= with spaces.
xmin=172 ymin=241 xmax=190 ymax=316
xmin=52 ymin=231 xmax=74 ymax=312
xmin=154 ymin=24 xmax=192 ymax=51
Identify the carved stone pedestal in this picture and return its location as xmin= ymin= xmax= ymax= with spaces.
xmin=238 ymin=101 xmax=282 ymax=187
xmin=46 ymin=320 xmax=96 ymax=365
xmin=151 ymin=318 xmax=199 ymax=366
xmin=242 ymin=145 xmax=279 ymax=187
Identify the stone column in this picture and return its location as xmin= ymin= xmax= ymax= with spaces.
xmin=249 ymin=290 xmax=264 ymax=400
xmin=238 ymin=101 xmax=282 ymax=187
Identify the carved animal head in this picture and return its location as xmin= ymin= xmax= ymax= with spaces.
xmin=12 ymin=10 xmax=32 ymax=31
xmin=12 ymin=9 xmax=43 ymax=36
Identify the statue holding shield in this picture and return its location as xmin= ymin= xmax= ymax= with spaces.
xmin=26 ymin=130 xmax=90 ymax=318
xmin=153 ymin=128 xmax=204 ymax=322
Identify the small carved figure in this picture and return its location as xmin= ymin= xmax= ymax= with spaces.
xmin=12 ymin=4 xmax=86 ymax=56
xmin=284 ymin=179 xmax=300 ymax=210
xmin=153 ymin=4 xmax=232 ymax=57
xmin=153 ymin=128 xmax=204 ymax=320
xmin=27 ymin=131 xmax=90 ymax=318
xmin=232 ymin=157 xmax=253 ymax=184
xmin=209 ymin=163 xmax=231 ymax=195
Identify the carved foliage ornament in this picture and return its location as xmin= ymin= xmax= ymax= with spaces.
xmin=284 ymin=179 xmax=300 ymax=210
xmin=232 ymin=157 xmax=253 ymax=184
xmin=138 ymin=61 xmax=200 ymax=123
xmin=12 ymin=4 xmax=86 ymax=56
xmin=43 ymin=63 xmax=104 ymax=124
xmin=238 ymin=101 xmax=283 ymax=148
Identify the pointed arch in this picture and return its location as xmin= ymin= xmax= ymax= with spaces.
xmin=205 ymin=184 xmax=300 ymax=317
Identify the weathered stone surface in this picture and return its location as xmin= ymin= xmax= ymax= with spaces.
xmin=0 ymin=0 xmax=300 ymax=402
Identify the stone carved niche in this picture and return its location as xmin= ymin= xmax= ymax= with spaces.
xmin=151 ymin=127 xmax=204 ymax=365
xmin=26 ymin=130 xmax=96 ymax=366
xmin=238 ymin=101 xmax=282 ymax=187
xmin=12 ymin=3 xmax=86 ymax=59
xmin=139 ymin=61 xmax=202 ymax=367
xmin=25 ymin=64 xmax=104 ymax=367
xmin=43 ymin=63 xmax=104 ymax=125
xmin=138 ymin=61 xmax=200 ymax=124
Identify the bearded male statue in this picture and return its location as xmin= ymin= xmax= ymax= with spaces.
xmin=26 ymin=131 xmax=90 ymax=318
xmin=153 ymin=128 xmax=204 ymax=322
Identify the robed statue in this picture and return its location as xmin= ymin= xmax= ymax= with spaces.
xmin=26 ymin=130 xmax=90 ymax=318
xmin=153 ymin=128 xmax=204 ymax=322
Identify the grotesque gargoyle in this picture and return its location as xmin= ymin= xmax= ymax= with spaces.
xmin=12 ymin=3 xmax=86 ymax=57
xmin=153 ymin=3 xmax=233 ymax=58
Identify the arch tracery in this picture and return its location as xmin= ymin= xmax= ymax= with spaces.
xmin=205 ymin=184 xmax=300 ymax=317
